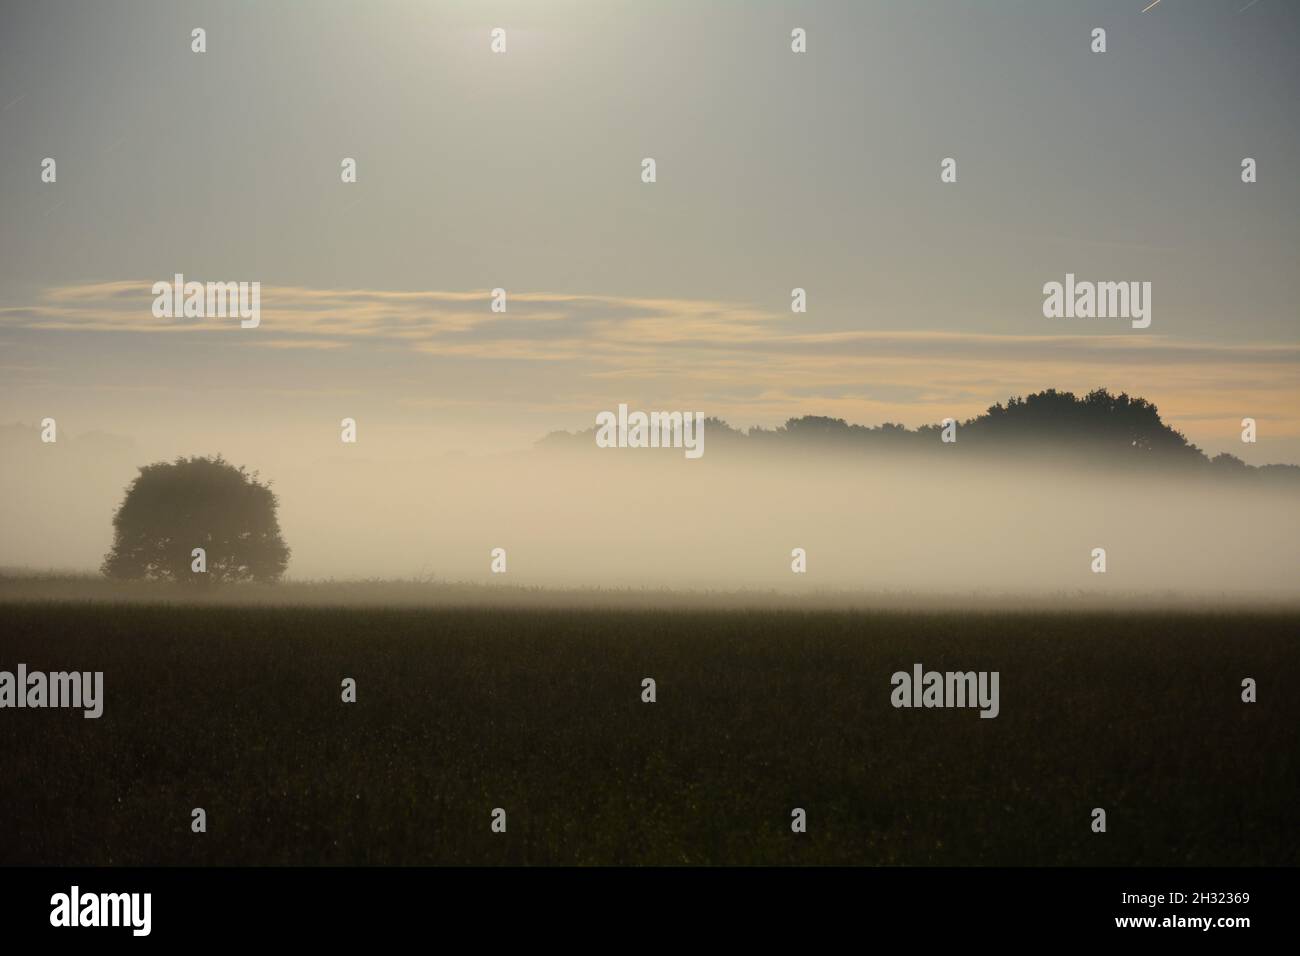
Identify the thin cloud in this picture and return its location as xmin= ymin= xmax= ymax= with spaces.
xmin=3 ymin=280 xmax=1298 ymax=438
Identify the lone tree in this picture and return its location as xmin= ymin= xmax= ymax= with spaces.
xmin=102 ymin=455 xmax=290 ymax=584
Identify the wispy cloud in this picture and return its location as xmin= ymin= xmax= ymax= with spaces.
xmin=2 ymin=281 xmax=776 ymax=351
xmin=3 ymin=280 xmax=1298 ymax=438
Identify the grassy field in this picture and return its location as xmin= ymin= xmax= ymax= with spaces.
xmin=1 ymin=600 xmax=1297 ymax=865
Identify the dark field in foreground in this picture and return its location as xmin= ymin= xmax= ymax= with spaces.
xmin=1 ymin=603 xmax=1296 ymax=865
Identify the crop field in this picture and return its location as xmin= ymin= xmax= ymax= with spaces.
xmin=1 ymin=600 xmax=1296 ymax=866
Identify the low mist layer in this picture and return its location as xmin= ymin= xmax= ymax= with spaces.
xmin=2 ymin=426 xmax=1296 ymax=600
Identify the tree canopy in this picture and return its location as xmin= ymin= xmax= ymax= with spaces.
xmin=102 ymin=455 xmax=290 ymax=584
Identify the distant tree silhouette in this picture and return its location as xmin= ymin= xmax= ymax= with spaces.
xmin=1209 ymin=452 xmax=1250 ymax=475
xmin=102 ymin=455 xmax=290 ymax=584
xmin=957 ymin=388 xmax=1204 ymax=461
xmin=536 ymin=388 xmax=1300 ymax=481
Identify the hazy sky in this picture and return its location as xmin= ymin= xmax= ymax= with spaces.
xmin=2 ymin=0 xmax=1298 ymax=466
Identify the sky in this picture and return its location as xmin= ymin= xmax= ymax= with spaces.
xmin=0 ymin=0 xmax=1298 ymax=580
xmin=2 ymin=0 xmax=1298 ymax=456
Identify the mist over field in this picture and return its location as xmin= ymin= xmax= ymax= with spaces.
xmin=3 ymin=421 xmax=1296 ymax=599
